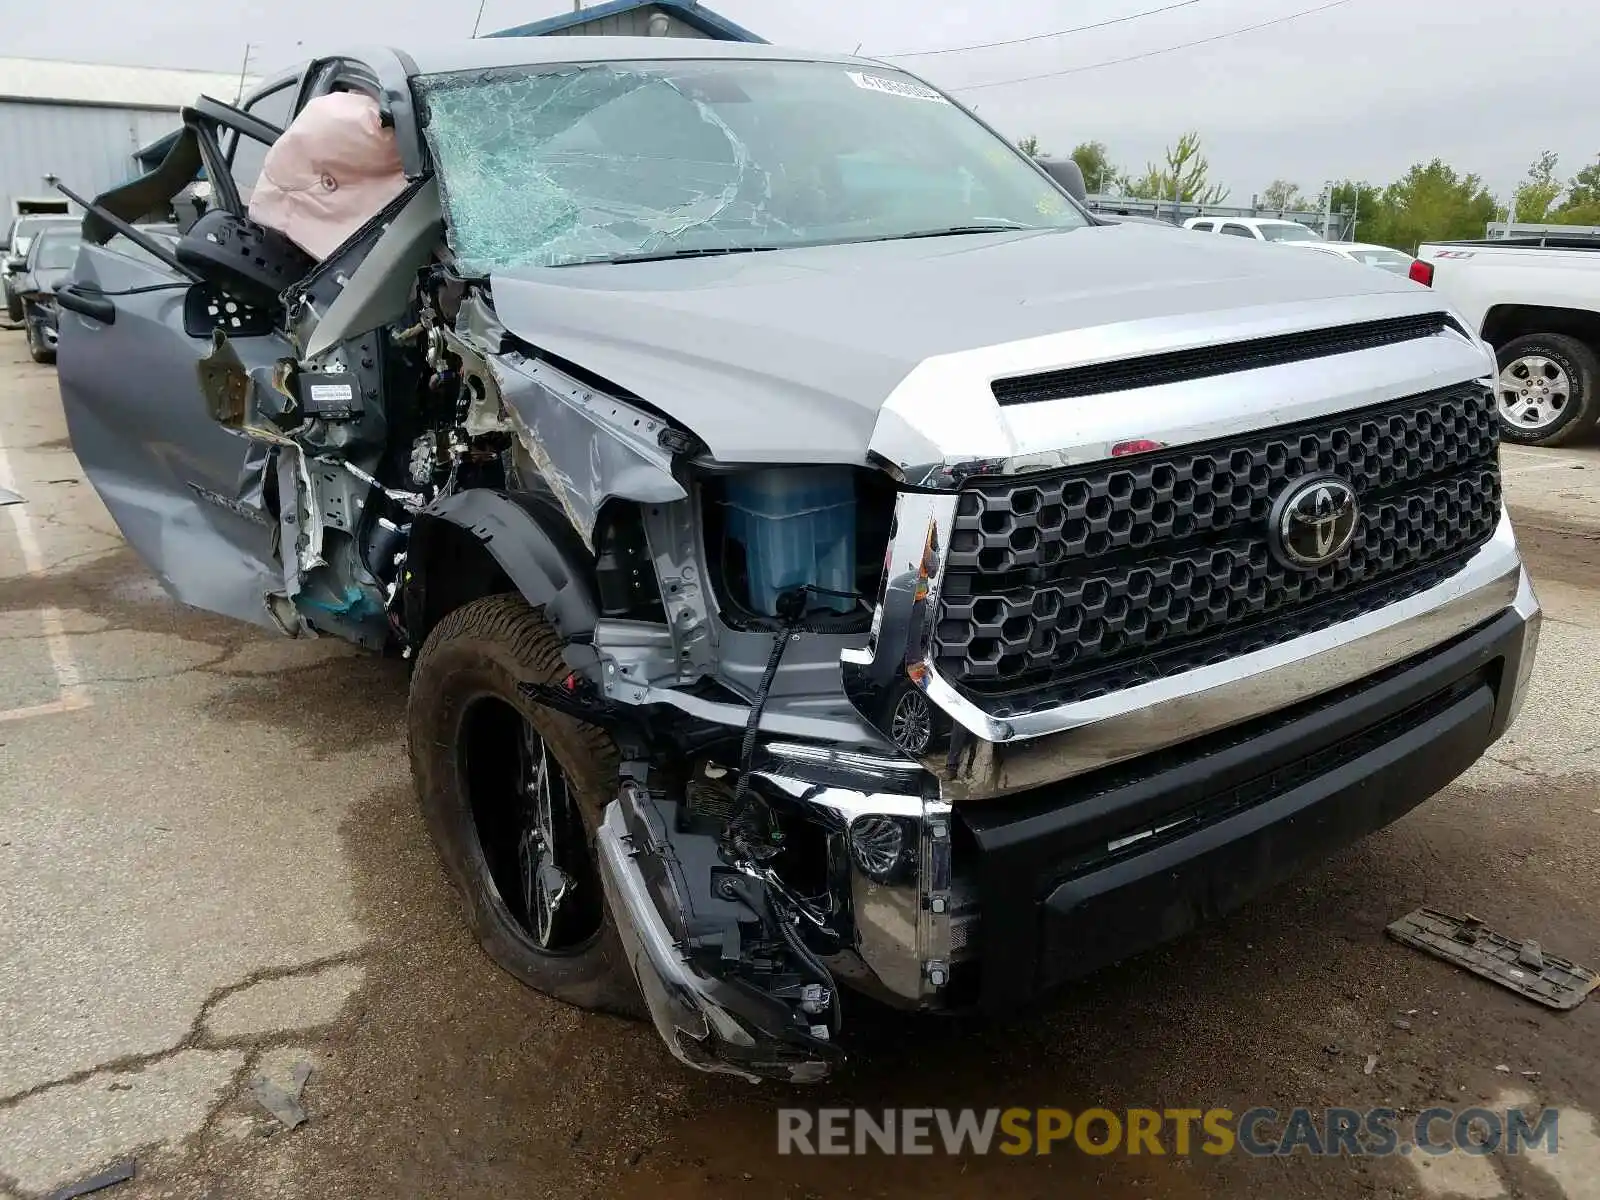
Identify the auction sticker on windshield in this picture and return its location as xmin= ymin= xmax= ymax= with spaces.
xmin=846 ymin=71 xmax=949 ymax=103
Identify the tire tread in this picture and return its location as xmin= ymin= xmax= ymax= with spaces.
xmin=407 ymin=594 xmax=639 ymax=1017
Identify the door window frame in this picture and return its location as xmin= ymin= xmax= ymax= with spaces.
xmin=226 ymin=75 xmax=301 ymax=198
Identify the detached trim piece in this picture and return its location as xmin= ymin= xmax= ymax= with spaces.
xmin=992 ymin=313 xmax=1456 ymax=405
xmin=1387 ymin=908 xmax=1599 ymax=1010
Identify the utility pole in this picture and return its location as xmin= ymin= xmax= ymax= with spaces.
xmin=234 ymin=43 xmax=255 ymax=104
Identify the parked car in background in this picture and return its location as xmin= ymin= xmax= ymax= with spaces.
xmin=55 ymin=37 xmax=1539 ymax=1084
xmin=1415 ymin=235 xmax=1600 ymax=445
xmin=1184 ymin=216 xmax=1323 ymax=243
xmin=11 ymin=225 xmax=82 ymax=364
xmin=1289 ymin=240 xmax=1417 ymax=275
xmin=4 ymin=216 xmax=77 ymax=323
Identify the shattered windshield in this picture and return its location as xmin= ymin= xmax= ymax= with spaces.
xmin=414 ymin=59 xmax=1088 ymax=272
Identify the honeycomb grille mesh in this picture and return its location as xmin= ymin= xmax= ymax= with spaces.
xmin=936 ymin=385 xmax=1501 ymax=714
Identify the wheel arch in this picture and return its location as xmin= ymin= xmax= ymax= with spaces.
xmin=1481 ymin=303 xmax=1600 ymax=356
xmin=402 ymin=489 xmax=600 ymax=652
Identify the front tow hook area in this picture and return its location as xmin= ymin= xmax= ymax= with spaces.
xmin=596 ymin=780 xmax=844 ymax=1084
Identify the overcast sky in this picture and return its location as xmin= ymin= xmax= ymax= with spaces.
xmin=11 ymin=0 xmax=1600 ymax=202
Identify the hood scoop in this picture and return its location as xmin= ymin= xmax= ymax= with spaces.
xmin=993 ymin=312 xmax=1456 ymax=406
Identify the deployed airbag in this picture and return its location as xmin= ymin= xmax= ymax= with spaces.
xmin=248 ymin=92 xmax=407 ymax=261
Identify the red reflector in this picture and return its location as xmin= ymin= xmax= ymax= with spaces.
xmin=1408 ymin=259 xmax=1434 ymax=286
xmin=1111 ymin=438 xmax=1165 ymax=457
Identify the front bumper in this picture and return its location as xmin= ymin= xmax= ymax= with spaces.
xmin=961 ymin=579 xmax=1537 ymax=1012
xmin=599 ymin=572 xmax=1537 ymax=1077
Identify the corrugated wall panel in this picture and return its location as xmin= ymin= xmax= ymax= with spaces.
xmin=0 ymin=102 xmax=179 ymax=220
xmin=551 ymin=10 xmax=710 ymax=37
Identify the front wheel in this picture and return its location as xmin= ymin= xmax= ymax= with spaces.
xmin=407 ymin=594 xmax=642 ymax=1016
xmin=1494 ymin=333 xmax=1599 ymax=447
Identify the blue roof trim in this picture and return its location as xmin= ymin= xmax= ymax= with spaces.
xmin=489 ymin=0 xmax=766 ymax=43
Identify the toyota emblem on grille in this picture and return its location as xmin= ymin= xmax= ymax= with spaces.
xmin=1269 ymin=474 xmax=1358 ymax=570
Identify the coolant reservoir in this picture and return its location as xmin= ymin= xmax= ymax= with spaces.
xmin=725 ymin=468 xmax=856 ymax=616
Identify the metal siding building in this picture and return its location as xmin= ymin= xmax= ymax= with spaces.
xmin=491 ymin=1 xmax=765 ymax=42
xmin=0 ymin=58 xmax=252 ymax=219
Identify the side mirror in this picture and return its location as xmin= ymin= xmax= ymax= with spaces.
xmin=175 ymin=209 xmax=313 ymax=309
xmin=182 ymin=280 xmax=277 ymax=339
xmin=1035 ymin=157 xmax=1088 ymax=206
xmin=4 ymin=257 xmax=24 ymax=273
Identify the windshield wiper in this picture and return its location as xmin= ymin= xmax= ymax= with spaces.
xmin=579 ymin=245 xmax=787 ymax=266
xmin=887 ymin=222 xmax=1039 ymax=241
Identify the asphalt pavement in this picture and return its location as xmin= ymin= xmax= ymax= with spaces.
xmin=1 ymin=328 xmax=1597 ymax=1200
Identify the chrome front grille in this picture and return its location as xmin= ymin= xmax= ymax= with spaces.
xmin=935 ymin=383 xmax=1501 ymax=715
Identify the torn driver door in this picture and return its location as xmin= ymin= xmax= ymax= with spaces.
xmin=56 ymin=109 xmax=298 ymax=632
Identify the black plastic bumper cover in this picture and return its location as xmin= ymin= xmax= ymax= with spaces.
xmin=960 ymin=608 xmax=1531 ymax=1014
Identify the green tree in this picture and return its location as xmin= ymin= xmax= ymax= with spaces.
xmin=1553 ymin=155 xmax=1600 ymax=225
xmin=1260 ymin=179 xmax=1307 ymax=211
xmin=1328 ymin=180 xmax=1385 ymax=242
xmin=1513 ymin=150 xmax=1562 ymax=223
xmin=1070 ymin=140 xmax=1116 ymax=194
xmin=1120 ymin=131 xmax=1229 ymax=205
xmin=1361 ymin=159 xmax=1499 ymax=251
xmin=1016 ymin=134 xmax=1041 ymax=157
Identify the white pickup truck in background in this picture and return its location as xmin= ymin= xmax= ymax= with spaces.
xmin=1414 ymin=236 xmax=1600 ymax=446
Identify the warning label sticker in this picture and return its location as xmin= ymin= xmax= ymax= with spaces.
xmin=309 ymin=383 xmax=355 ymax=405
xmin=846 ymin=71 xmax=949 ymax=104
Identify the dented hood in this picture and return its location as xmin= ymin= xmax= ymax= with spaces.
xmin=488 ymin=223 xmax=1420 ymax=464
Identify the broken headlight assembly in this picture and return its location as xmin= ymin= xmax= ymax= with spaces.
xmin=699 ymin=464 xmax=896 ymax=633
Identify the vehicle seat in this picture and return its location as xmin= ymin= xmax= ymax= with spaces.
xmin=247 ymin=91 xmax=407 ymax=261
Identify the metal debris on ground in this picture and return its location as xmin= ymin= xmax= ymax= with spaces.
xmin=1387 ymin=908 xmax=1599 ymax=1010
xmin=45 ymin=1158 xmax=135 ymax=1200
xmin=251 ymin=1060 xmax=314 ymax=1130
xmin=0 ymin=485 xmax=22 ymax=507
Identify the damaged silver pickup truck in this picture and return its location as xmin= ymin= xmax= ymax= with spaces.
xmin=56 ymin=38 xmax=1540 ymax=1083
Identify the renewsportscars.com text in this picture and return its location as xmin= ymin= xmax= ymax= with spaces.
xmin=777 ymin=1106 xmax=1560 ymax=1157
